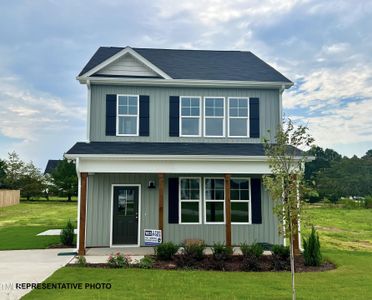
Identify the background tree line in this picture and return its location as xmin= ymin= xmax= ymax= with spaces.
xmin=305 ymin=147 xmax=372 ymax=202
xmin=0 ymin=151 xmax=77 ymax=201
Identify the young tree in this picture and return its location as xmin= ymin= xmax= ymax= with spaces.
xmin=51 ymin=159 xmax=78 ymax=201
xmin=263 ymin=119 xmax=314 ymax=300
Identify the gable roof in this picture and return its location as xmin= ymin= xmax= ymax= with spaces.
xmin=44 ymin=160 xmax=61 ymax=175
xmin=78 ymin=47 xmax=292 ymax=83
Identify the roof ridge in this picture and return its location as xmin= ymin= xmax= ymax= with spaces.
xmin=98 ymin=46 xmax=252 ymax=53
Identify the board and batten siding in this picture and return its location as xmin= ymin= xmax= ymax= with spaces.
xmin=89 ymin=85 xmax=280 ymax=143
xmin=85 ymin=173 xmax=281 ymax=247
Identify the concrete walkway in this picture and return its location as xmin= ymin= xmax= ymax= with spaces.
xmin=0 ymin=248 xmax=75 ymax=300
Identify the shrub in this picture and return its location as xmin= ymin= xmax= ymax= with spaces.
xmin=155 ymin=242 xmax=179 ymax=261
xmin=271 ymin=245 xmax=290 ymax=271
xmin=60 ymin=220 xmax=75 ymax=246
xmin=107 ymin=252 xmax=131 ymax=268
xmin=240 ymin=243 xmax=263 ymax=271
xmin=240 ymin=243 xmax=264 ymax=258
xmin=182 ymin=240 xmax=206 ymax=261
xmin=364 ymin=196 xmax=372 ymax=209
xmin=303 ymin=226 xmax=322 ymax=266
xmin=339 ymin=198 xmax=362 ymax=209
xmin=76 ymin=256 xmax=87 ymax=267
xmin=211 ymin=242 xmax=233 ymax=261
xmin=138 ymin=256 xmax=154 ymax=269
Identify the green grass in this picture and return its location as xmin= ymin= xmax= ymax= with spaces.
xmin=0 ymin=201 xmax=77 ymax=250
xmin=305 ymin=207 xmax=372 ymax=251
xmin=20 ymin=196 xmax=77 ymax=202
xmin=24 ymin=206 xmax=372 ymax=299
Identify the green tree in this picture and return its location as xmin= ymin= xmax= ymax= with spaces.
xmin=362 ymin=149 xmax=372 ymax=160
xmin=4 ymin=151 xmax=25 ymax=189
xmin=263 ymin=119 xmax=314 ymax=300
xmin=51 ymin=159 xmax=77 ymax=201
xmin=19 ymin=162 xmax=45 ymax=200
xmin=0 ymin=159 xmax=7 ymax=188
xmin=305 ymin=146 xmax=341 ymax=181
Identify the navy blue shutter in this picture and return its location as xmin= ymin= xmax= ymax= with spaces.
xmin=251 ymin=178 xmax=262 ymax=224
xmin=250 ymin=98 xmax=260 ymax=138
xmin=168 ymin=178 xmax=179 ymax=224
xmin=169 ymin=96 xmax=180 ymax=136
xmin=139 ymin=95 xmax=150 ymax=136
xmin=106 ymin=94 xmax=117 ymax=136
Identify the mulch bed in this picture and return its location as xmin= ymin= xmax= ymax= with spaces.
xmin=67 ymin=254 xmax=335 ymax=272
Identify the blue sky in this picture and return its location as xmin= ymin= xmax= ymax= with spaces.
xmin=0 ymin=0 xmax=371 ymax=169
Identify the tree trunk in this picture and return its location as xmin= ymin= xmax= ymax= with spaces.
xmin=289 ymin=211 xmax=296 ymax=300
xmin=67 ymin=194 xmax=71 ymax=202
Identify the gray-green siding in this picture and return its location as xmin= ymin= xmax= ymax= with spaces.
xmin=89 ymin=85 xmax=279 ymax=143
xmin=86 ymin=173 xmax=282 ymax=247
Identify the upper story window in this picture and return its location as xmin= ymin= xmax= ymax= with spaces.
xmin=117 ymin=95 xmax=139 ymax=136
xmin=228 ymin=97 xmax=249 ymax=137
xmin=180 ymin=96 xmax=201 ymax=137
xmin=204 ymin=97 xmax=225 ymax=137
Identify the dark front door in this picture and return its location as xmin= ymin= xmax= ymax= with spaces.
xmin=112 ymin=186 xmax=139 ymax=245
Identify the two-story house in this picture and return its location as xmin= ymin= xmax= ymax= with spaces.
xmin=65 ymin=46 xmax=296 ymax=255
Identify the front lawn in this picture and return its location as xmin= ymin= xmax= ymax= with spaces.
xmin=23 ymin=249 xmax=372 ymax=300
xmin=0 ymin=201 xmax=77 ymax=250
xmin=24 ymin=206 xmax=372 ymax=299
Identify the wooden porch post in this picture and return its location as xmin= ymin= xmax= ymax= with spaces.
xmin=158 ymin=173 xmax=164 ymax=232
xmin=78 ymin=173 xmax=88 ymax=256
xmin=225 ymin=174 xmax=231 ymax=247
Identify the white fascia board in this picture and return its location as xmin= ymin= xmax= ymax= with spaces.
xmin=76 ymin=157 xmax=273 ymax=174
xmin=76 ymin=76 xmax=293 ymax=89
xmin=79 ymin=47 xmax=172 ymax=79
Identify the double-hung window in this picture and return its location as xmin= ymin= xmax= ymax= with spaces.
xmin=204 ymin=97 xmax=225 ymax=137
xmin=179 ymin=178 xmax=201 ymax=224
xmin=117 ymin=95 xmax=139 ymax=136
xmin=230 ymin=178 xmax=251 ymax=224
xmin=180 ymin=96 xmax=201 ymax=136
xmin=204 ymin=178 xmax=225 ymax=224
xmin=228 ymin=97 xmax=249 ymax=137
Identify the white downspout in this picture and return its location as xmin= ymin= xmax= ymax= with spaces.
xmin=279 ymin=84 xmax=285 ymax=122
xmin=76 ymin=158 xmax=80 ymax=254
xmin=86 ymin=80 xmax=91 ymax=142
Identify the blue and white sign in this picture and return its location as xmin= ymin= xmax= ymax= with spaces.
xmin=144 ymin=229 xmax=162 ymax=246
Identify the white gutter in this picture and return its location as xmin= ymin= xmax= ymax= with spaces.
xmin=76 ymin=76 xmax=293 ymax=89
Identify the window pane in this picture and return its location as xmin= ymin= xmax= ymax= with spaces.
xmin=182 ymin=107 xmax=190 ymax=116
xmin=205 ymin=118 xmax=223 ymax=136
xmin=118 ymin=96 xmax=128 ymax=106
xmin=240 ymin=190 xmax=249 ymax=200
xmin=206 ymin=202 xmax=224 ymax=222
xmin=181 ymin=118 xmax=199 ymax=135
xmin=118 ymin=105 xmax=128 ymax=114
xmin=181 ymin=98 xmax=191 ymax=107
xmin=214 ymin=179 xmax=224 ymax=189
xmin=181 ymin=179 xmax=200 ymax=200
xmin=239 ymin=99 xmax=248 ymax=108
xmin=128 ymin=105 xmax=137 ymax=115
xmin=118 ymin=116 xmax=137 ymax=134
xmin=230 ymin=108 xmax=238 ymax=117
xmin=128 ymin=96 xmax=137 ymax=106
xmin=229 ymin=98 xmax=238 ymax=108
xmin=231 ymin=202 xmax=249 ymax=223
xmin=229 ymin=118 xmax=248 ymax=137
xmin=190 ymin=179 xmax=200 ymax=189
xmin=181 ymin=202 xmax=199 ymax=223
xmin=191 ymin=98 xmax=199 ymax=107
xmin=230 ymin=189 xmax=239 ymax=200
xmin=231 ymin=179 xmax=240 ymax=189
xmin=191 ymin=107 xmax=200 ymax=116
xmin=238 ymin=107 xmax=248 ymax=117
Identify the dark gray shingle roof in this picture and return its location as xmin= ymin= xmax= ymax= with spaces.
xmin=78 ymin=47 xmax=292 ymax=83
xmin=66 ymin=142 xmax=302 ymax=156
xmin=44 ymin=160 xmax=61 ymax=174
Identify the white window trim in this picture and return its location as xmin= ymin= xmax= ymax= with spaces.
xmin=203 ymin=96 xmax=225 ymax=138
xmin=204 ymin=177 xmax=226 ymax=225
xmin=179 ymin=177 xmax=202 ymax=224
xmin=227 ymin=97 xmax=250 ymax=138
xmin=179 ymin=96 xmax=202 ymax=137
xmin=116 ymin=94 xmax=139 ymax=136
xmin=231 ymin=177 xmax=252 ymax=225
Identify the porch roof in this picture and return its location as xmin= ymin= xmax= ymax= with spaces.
xmin=66 ymin=141 xmax=303 ymax=157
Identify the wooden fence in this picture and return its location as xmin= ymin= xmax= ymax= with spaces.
xmin=0 ymin=190 xmax=20 ymax=208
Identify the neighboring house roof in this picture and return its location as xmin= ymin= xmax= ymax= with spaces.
xmin=44 ymin=160 xmax=61 ymax=174
xmin=66 ymin=142 xmax=303 ymax=157
xmin=78 ymin=47 xmax=292 ymax=83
